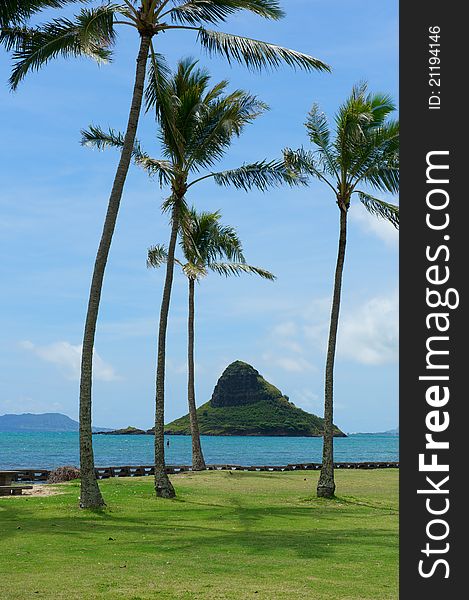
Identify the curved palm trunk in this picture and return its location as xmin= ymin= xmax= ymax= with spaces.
xmin=187 ymin=277 xmax=207 ymax=471
xmin=317 ymin=207 xmax=348 ymax=498
xmin=79 ymin=33 xmax=152 ymax=509
xmin=154 ymin=200 xmax=180 ymax=498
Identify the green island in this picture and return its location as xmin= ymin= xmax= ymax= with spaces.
xmin=0 ymin=469 xmax=398 ymax=599
xmin=98 ymin=361 xmax=345 ymax=438
xmin=166 ymin=361 xmax=345 ymax=437
xmin=101 ymin=361 xmax=341 ymax=438
xmin=165 ymin=400 xmax=344 ymax=437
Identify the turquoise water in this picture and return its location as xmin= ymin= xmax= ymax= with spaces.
xmin=0 ymin=432 xmax=398 ymax=470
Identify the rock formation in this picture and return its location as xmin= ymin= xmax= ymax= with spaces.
xmin=165 ymin=361 xmax=346 ymax=437
xmin=211 ymin=361 xmax=281 ymax=407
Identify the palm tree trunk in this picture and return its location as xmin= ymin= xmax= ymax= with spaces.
xmin=79 ymin=33 xmax=152 ymax=509
xmin=317 ymin=206 xmax=348 ymax=498
xmin=154 ymin=200 xmax=179 ymax=498
xmin=187 ymin=277 xmax=207 ymax=471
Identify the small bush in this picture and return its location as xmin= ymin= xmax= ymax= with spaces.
xmin=47 ymin=466 xmax=80 ymax=483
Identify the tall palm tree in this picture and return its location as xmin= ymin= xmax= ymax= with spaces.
xmin=284 ymin=83 xmax=399 ymax=498
xmin=148 ymin=208 xmax=275 ymax=470
xmin=2 ymin=1 xmax=329 ymax=508
xmin=83 ymin=58 xmax=304 ymax=497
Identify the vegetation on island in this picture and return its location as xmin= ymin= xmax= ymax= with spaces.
xmin=99 ymin=361 xmax=344 ymax=437
xmin=99 ymin=426 xmax=147 ymax=435
xmin=165 ymin=361 xmax=345 ymax=437
xmin=164 ymin=397 xmax=345 ymax=437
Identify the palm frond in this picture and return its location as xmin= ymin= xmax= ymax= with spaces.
xmin=135 ymin=156 xmax=174 ymax=186
xmin=362 ymin=164 xmax=399 ymax=196
xmin=169 ymin=0 xmax=284 ymax=26
xmin=81 ymin=125 xmax=125 ymax=150
xmin=179 ymin=207 xmax=243 ymax=265
xmin=0 ymin=25 xmax=34 ymax=51
xmin=81 ymin=124 xmax=174 ymax=187
xmin=304 ymin=104 xmax=339 ymax=180
xmin=9 ymin=4 xmax=117 ymax=89
xmin=147 ymin=244 xmax=169 ymax=269
xmin=283 ymin=147 xmax=337 ymax=191
xmin=305 ymin=103 xmax=331 ymax=148
xmin=209 ymin=261 xmax=275 ymax=279
xmin=366 ymin=91 xmax=396 ymax=128
xmin=145 ymin=56 xmax=198 ymax=163
xmin=177 ymin=206 xmax=274 ymax=284
xmin=351 ymin=120 xmax=399 ymax=194
xmin=357 ymin=191 xmax=399 ymax=229
xmin=161 ymin=193 xmax=188 ymax=215
xmin=197 ymin=28 xmax=331 ymax=72
xmin=211 ymin=160 xmax=306 ymax=191
xmin=332 ymin=84 xmax=399 ymax=181
xmin=182 ymin=261 xmax=207 ymax=280
xmin=186 ymin=92 xmax=268 ymax=170
xmin=144 ymin=47 xmax=171 ymax=112
xmin=208 ymin=228 xmax=244 ymax=262
xmin=0 ymin=0 xmax=79 ymax=28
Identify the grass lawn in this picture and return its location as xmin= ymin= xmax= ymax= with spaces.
xmin=0 ymin=470 xmax=398 ymax=599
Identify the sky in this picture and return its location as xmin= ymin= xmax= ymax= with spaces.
xmin=0 ymin=1 xmax=398 ymax=433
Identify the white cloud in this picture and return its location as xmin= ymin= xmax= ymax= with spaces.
xmin=338 ymin=293 xmax=399 ymax=365
xmin=261 ymin=318 xmax=316 ymax=374
xmin=267 ymin=291 xmax=398 ymax=369
xmin=20 ymin=340 xmax=120 ymax=381
xmin=351 ymin=203 xmax=399 ymax=247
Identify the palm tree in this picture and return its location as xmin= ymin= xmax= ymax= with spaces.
xmin=148 ymin=208 xmax=275 ymax=470
xmin=284 ymin=83 xmax=399 ymax=498
xmin=2 ymin=1 xmax=329 ymax=508
xmin=83 ymin=58 xmax=304 ymax=497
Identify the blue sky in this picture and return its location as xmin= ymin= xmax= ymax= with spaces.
xmin=0 ymin=1 xmax=398 ymax=432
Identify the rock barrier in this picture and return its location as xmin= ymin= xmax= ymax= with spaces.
xmin=12 ymin=461 xmax=399 ymax=482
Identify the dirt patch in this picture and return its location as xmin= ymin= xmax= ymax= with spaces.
xmin=0 ymin=484 xmax=63 ymax=498
xmin=26 ymin=484 xmax=63 ymax=497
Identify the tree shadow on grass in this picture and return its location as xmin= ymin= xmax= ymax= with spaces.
xmin=0 ymin=489 xmax=397 ymax=564
xmin=335 ymin=495 xmax=398 ymax=514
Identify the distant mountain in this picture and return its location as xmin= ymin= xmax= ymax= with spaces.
xmin=164 ymin=361 xmax=346 ymax=437
xmin=350 ymin=427 xmax=399 ymax=436
xmin=0 ymin=412 xmax=111 ymax=433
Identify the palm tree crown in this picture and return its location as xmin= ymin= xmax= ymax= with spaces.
xmin=148 ymin=207 xmax=276 ymax=282
xmin=284 ymin=82 xmax=399 ymax=223
xmin=83 ymin=58 xmax=303 ymax=198
xmin=1 ymin=1 xmax=330 ymax=90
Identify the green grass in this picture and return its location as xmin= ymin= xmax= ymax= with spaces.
xmin=0 ymin=470 xmax=398 ymax=599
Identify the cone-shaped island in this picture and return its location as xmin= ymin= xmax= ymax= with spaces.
xmin=165 ymin=361 xmax=345 ymax=437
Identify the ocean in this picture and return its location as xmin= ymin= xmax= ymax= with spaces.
xmin=0 ymin=432 xmax=398 ymax=470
